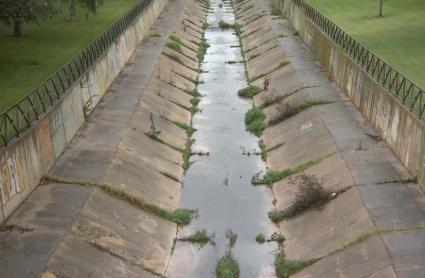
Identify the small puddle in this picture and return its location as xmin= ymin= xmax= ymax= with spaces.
xmin=167 ymin=1 xmax=276 ymax=277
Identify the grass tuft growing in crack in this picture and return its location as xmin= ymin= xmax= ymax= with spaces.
xmin=216 ymin=251 xmax=240 ymax=278
xmin=197 ymin=38 xmax=210 ymax=64
xmin=244 ymin=106 xmax=266 ymax=136
xmin=178 ymin=229 xmax=215 ymax=249
xmin=42 ymin=176 xmax=195 ymax=225
xmin=238 ymin=85 xmax=261 ymax=98
xmin=251 ymin=154 xmax=332 ymax=185
xmin=258 ymin=140 xmax=267 ymax=161
xmin=275 ymin=253 xmax=315 ymax=278
xmin=150 ymin=32 xmax=161 ymax=37
xmin=169 ymin=34 xmax=182 ymax=44
xmin=268 ymin=100 xmax=334 ymax=126
xmin=167 ymin=40 xmax=182 ymax=52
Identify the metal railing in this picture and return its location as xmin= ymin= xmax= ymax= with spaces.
xmin=293 ymin=0 xmax=425 ymax=120
xmin=0 ymin=0 xmax=153 ymax=147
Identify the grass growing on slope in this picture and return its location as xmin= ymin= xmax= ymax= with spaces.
xmin=244 ymin=106 xmax=266 ymax=136
xmin=251 ymin=155 xmax=329 ymax=186
xmin=275 ymin=253 xmax=315 ymax=278
xmin=0 ymin=0 xmax=138 ymax=112
xmin=306 ymin=0 xmax=425 ymax=89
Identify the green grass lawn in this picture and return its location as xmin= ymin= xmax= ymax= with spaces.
xmin=306 ymin=0 xmax=425 ymax=89
xmin=0 ymin=0 xmax=138 ymax=112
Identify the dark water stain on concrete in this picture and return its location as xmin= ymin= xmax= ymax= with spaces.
xmin=166 ymin=1 xmax=277 ymax=277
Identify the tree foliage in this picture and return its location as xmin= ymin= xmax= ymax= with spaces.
xmin=0 ymin=0 xmax=58 ymax=36
xmin=65 ymin=0 xmax=104 ymax=22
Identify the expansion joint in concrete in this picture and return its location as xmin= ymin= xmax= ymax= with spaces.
xmin=41 ymin=175 xmax=186 ymax=225
xmin=88 ymin=240 xmax=165 ymax=278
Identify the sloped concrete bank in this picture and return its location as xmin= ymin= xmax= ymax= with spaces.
xmin=0 ymin=0 xmax=208 ymax=277
xmin=282 ymin=0 xmax=425 ymax=187
xmin=0 ymin=0 xmax=168 ymax=223
xmin=233 ymin=0 xmax=425 ymax=277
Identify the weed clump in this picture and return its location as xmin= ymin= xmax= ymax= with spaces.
xmin=198 ymin=38 xmax=210 ymax=63
xmin=238 ymin=85 xmax=261 ymax=98
xmin=268 ymin=210 xmax=286 ymax=223
xmin=245 ymin=106 xmax=266 ymax=136
xmin=256 ymin=233 xmax=266 ymax=244
xmin=169 ymin=34 xmax=182 ymax=44
xmin=219 ymin=20 xmax=235 ymax=29
xmin=169 ymin=208 xmax=195 ymax=225
xmin=178 ymin=229 xmax=215 ymax=248
xmin=150 ymin=32 xmax=161 ymax=37
xmin=268 ymin=174 xmax=333 ymax=223
xmin=167 ymin=40 xmax=181 ymax=52
xmin=270 ymin=232 xmax=285 ymax=244
xmin=275 ymin=253 xmax=314 ymax=278
xmin=226 ymin=229 xmax=238 ymax=248
xmin=251 ymin=156 xmax=329 ymax=185
xmin=216 ymin=251 xmax=240 ymax=278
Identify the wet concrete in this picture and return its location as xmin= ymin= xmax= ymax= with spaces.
xmin=166 ymin=1 xmax=276 ymax=277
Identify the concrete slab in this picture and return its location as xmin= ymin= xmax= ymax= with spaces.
xmin=141 ymin=87 xmax=192 ymax=126
xmin=280 ymin=188 xmax=376 ymax=260
xmin=273 ymin=153 xmax=355 ymax=211
xmin=265 ymin=109 xmax=338 ymax=170
xmin=293 ymin=236 xmax=395 ymax=278
xmin=70 ymin=189 xmax=177 ymax=274
xmin=47 ymin=235 xmax=158 ymax=278
xmin=358 ymin=183 xmax=425 ymax=230
xmin=100 ymin=149 xmax=182 ymax=211
xmin=0 ymin=184 xmax=92 ymax=278
xmin=382 ymin=230 xmax=425 ymax=278
xmin=246 ymin=46 xmax=288 ymax=81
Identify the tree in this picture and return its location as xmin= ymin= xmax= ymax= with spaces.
xmin=0 ymin=0 xmax=58 ymax=37
xmin=379 ymin=0 xmax=384 ymax=17
xmin=66 ymin=0 xmax=103 ymax=22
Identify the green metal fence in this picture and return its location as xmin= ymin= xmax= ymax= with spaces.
xmin=293 ymin=0 xmax=425 ymax=120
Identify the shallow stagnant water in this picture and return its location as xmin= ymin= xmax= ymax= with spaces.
xmin=166 ymin=1 xmax=277 ymax=277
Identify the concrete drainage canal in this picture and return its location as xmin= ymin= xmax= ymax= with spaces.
xmin=167 ymin=0 xmax=277 ymax=277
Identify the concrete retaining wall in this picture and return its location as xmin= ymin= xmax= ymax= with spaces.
xmin=0 ymin=0 xmax=168 ymax=222
xmin=281 ymin=0 xmax=425 ymax=187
